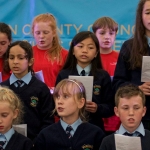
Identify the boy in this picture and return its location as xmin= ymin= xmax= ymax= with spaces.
xmin=92 ymin=17 xmax=120 ymax=134
xmin=99 ymin=84 xmax=150 ymax=150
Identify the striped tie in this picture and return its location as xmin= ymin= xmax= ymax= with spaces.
xmin=0 ymin=141 xmax=6 ymax=150
xmin=81 ymin=70 xmax=85 ymax=76
xmin=66 ymin=126 xmax=73 ymax=139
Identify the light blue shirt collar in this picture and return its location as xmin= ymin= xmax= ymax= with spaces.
xmin=10 ymin=71 xmax=32 ymax=85
xmin=60 ymin=118 xmax=82 ymax=136
xmin=76 ymin=64 xmax=91 ymax=76
xmin=0 ymin=128 xmax=15 ymax=148
xmin=116 ymin=122 xmax=145 ymax=136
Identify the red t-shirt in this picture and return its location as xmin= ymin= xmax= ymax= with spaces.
xmin=33 ymin=45 xmax=68 ymax=88
xmin=0 ymin=58 xmax=10 ymax=82
xmin=100 ymin=50 xmax=121 ymax=131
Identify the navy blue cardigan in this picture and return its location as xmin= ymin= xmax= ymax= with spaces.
xmin=34 ymin=121 xmax=105 ymax=150
xmin=0 ymin=76 xmax=55 ymax=141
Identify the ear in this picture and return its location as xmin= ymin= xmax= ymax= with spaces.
xmin=114 ymin=106 xmax=119 ymax=117
xmin=29 ymin=58 xmax=34 ymax=66
xmin=13 ymin=109 xmax=19 ymax=119
xmin=142 ymin=106 xmax=147 ymax=117
xmin=77 ymin=98 xmax=85 ymax=109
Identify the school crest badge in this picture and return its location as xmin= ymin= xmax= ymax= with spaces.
xmin=82 ymin=144 xmax=93 ymax=150
xmin=30 ymin=96 xmax=38 ymax=107
xmin=93 ymin=85 xmax=101 ymax=95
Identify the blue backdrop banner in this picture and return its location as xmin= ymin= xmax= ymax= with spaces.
xmin=0 ymin=0 xmax=139 ymax=51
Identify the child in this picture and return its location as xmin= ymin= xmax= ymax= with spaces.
xmin=113 ymin=0 xmax=150 ymax=130
xmin=92 ymin=17 xmax=120 ymax=134
xmin=32 ymin=13 xmax=68 ymax=90
xmin=0 ymin=22 xmax=12 ymax=81
xmin=99 ymin=84 xmax=150 ymax=150
xmin=0 ymin=41 xmax=54 ymax=142
xmin=34 ymin=79 xmax=105 ymax=150
xmin=0 ymin=86 xmax=33 ymax=150
xmin=56 ymin=31 xmax=114 ymax=131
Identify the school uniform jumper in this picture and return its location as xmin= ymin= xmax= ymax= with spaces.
xmin=33 ymin=45 xmax=68 ymax=88
xmin=112 ymin=39 xmax=150 ymax=120
xmin=0 ymin=76 xmax=55 ymax=141
xmin=56 ymin=69 xmax=114 ymax=131
xmin=4 ymin=131 xmax=33 ymax=150
xmin=34 ymin=121 xmax=105 ymax=150
xmin=99 ymin=129 xmax=150 ymax=150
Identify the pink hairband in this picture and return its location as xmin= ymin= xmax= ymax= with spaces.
xmin=68 ymin=79 xmax=82 ymax=92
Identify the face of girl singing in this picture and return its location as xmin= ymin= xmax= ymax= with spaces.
xmin=33 ymin=22 xmax=56 ymax=50
xmin=0 ymin=101 xmax=18 ymax=134
xmin=142 ymin=1 xmax=150 ymax=37
xmin=73 ymin=37 xmax=98 ymax=68
xmin=8 ymin=45 xmax=33 ymax=79
xmin=0 ymin=32 xmax=10 ymax=58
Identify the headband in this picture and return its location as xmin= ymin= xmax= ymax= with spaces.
xmin=68 ymin=79 xmax=82 ymax=92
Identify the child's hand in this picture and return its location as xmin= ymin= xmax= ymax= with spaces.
xmin=85 ymin=101 xmax=97 ymax=113
xmin=139 ymin=82 xmax=150 ymax=95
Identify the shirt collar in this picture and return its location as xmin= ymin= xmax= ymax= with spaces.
xmin=0 ymin=128 xmax=15 ymax=142
xmin=76 ymin=64 xmax=91 ymax=76
xmin=10 ymin=71 xmax=32 ymax=85
xmin=60 ymin=118 xmax=82 ymax=132
xmin=116 ymin=122 xmax=145 ymax=136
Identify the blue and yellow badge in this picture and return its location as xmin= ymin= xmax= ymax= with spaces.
xmin=93 ymin=85 xmax=101 ymax=95
xmin=82 ymin=144 xmax=93 ymax=150
xmin=30 ymin=96 xmax=38 ymax=107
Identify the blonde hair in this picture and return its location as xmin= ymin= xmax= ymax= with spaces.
xmin=92 ymin=16 xmax=118 ymax=33
xmin=0 ymin=86 xmax=24 ymax=124
xmin=53 ymin=79 xmax=87 ymax=121
xmin=32 ymin=13 xmax=62 ymax=63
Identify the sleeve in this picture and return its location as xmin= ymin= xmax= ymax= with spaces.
xmin=39 ymin=84 xmax=55 ymax=129
xmin=23 ymin=139 xmax=34 ymax=150
xmin=112 ymin=41 xmax=132 ymax=93
xmin=94 ymin=71 xmax=115 ymax=118
xmin=99 ymin=137 xmax=108 ymax=150
xmin=34 ymin=131 xmax=46 ymax=150
xmin=94 ymin=129 xmax=105 ymax=150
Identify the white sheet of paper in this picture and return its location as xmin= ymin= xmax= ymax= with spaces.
xmin=0 ymin=72 xmax=2 ymax=83
xmin=115 ymin=134 xmax=142 ymax=150
xmin=35 ymin=70 xmax=45 ymax=82
xmin=141 ymin=56 xmax=150 ymax=82
xmin=13 ymin=124 xmax=27 ymax=137
xmin=69 ymin=76 xmax=93 ymax=101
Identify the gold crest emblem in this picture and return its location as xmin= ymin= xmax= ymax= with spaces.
xmin=30 ymin=96 xmax=38 ymax=107
xmin=82 ymin=144 xmax=93 ymax=150
xmin=93 ymin=85 xmax=101 ymax=95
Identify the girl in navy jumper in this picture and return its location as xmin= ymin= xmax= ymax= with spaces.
xmin=0 ymin=41 xmax=54 ymax=142
xmin=112 ymin=0 xmax=150 ymax=130
xmin=34 ymin=79 xmax=105 ymax=150
xmin=0 ymin=86 xmax=33 ymax=150
xmin=56 ymin=31 xmax=114 ymax=131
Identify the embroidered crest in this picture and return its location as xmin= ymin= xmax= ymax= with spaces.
xmin=30 ymin=96 xmax=38 ymax=107
xmin=93 ymin=85 xmax=101 ymax=95
xmin=82 ymin=144 xmax=93 ymax=150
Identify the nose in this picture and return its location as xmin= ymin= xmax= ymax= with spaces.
xmin=128 ymin=108 xmax=134 ymax=116
xmin=39 ymin=32 xmax=44 ymax=38
xmin=82 ymin=47 xmax=88 ymax=53
xmin=104 ymin=33 xmax=110 ymax=39
xmin=13 ymin=57 xmax=19 ymax=63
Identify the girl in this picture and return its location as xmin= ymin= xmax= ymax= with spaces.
xmin=34 ymin=79 xmax=105 ymax=150
xmin=113 ymin=0 xmax=150 ymax=130
xmin=92 ymin=17 xmax=120 ymax=135
xmin=56 ymin=31 xmax=114 ymax=131
xmin=32 ymin=13 xmax=68 ymax=90
xmin=0 ymin=41 xmax=54 ymax=142
xmin=0 ymin=86 xmax=33 ymax=150
xmin=0 ymin=22 xmax=12 ymax=82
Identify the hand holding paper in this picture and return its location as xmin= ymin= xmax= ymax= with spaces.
xmin=85 ymin=101 xmax=98 ymax=113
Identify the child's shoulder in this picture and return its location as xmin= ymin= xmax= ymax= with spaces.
xmin=61 ymin=47 xmax=68 ymax=54
xmin=10 ymin=131 xmax=33 ymax=147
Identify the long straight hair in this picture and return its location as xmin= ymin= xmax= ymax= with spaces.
xmin=62 ymin=31 xmax=103 ymax=77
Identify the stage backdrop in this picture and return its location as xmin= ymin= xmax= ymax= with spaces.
xmin=0 ymin=0 xmax=139 ymax=51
